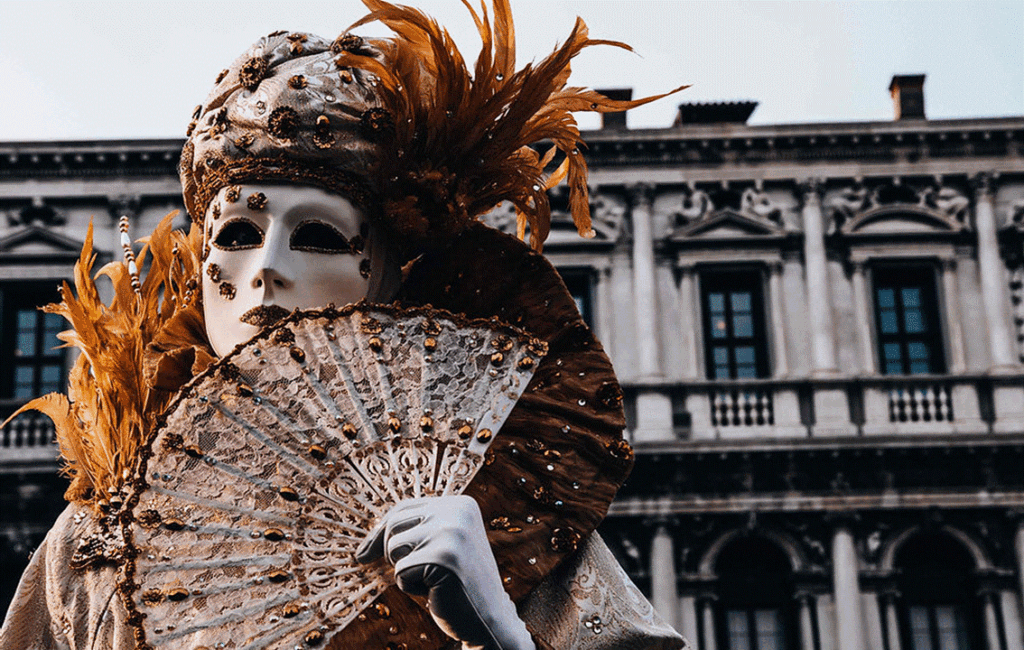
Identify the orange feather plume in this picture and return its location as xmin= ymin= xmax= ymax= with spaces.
xmin=339 ymin=0 xmax=688 ymax=250
xmin=3 ymin=214 xmax=205 ymax=510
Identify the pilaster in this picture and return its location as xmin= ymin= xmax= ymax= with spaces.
xmin=831 ymin=525 xmax=865 ymax=650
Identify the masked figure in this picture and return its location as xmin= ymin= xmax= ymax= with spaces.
xmin=0 ymin=3 xmax=686 ymax=649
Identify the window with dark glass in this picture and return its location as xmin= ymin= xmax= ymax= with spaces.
xmin=716 ymin=537 xmax=795 ymax=650
xmin=701 ymin=270 xmax=770 ymax=379
xmin=1 ymin=283 xmax=65 ymax=401
xmin=873 ymin=265 xmax=945 ymax=375
xmin=557 ymin=269 xmax=594 ymax=329
xmin=896 ymin=533 xmax=981 ymax=650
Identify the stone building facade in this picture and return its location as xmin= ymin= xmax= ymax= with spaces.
xmin=2 ymin=76 xmax=1024 ymax=650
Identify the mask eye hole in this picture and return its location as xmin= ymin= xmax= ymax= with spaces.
xmin=213 ymin=219 xmax=264 ymax=250
xmin=290 ymin=220 xmax=354 ymax=254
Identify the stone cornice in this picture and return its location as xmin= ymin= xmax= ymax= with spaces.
xmin=0 ymin=139 xmax=182 ymax=181
xmin=580 ymin=116 xmax=1024 ymax=168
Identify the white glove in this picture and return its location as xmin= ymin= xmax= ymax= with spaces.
xmin=355 ymin=496 xmax=536 ymax=650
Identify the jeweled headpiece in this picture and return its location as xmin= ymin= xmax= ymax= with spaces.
xmin=180 ymin=30 xmax=386 ymax=223
xmin=181 ymin=0 xmax=686 ymax=251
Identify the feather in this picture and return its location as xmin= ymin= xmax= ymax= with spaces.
xmin=11 ymin=213 xmax=211 ymax=512
xmin=348 ymin=0 xmax=687 ymax=251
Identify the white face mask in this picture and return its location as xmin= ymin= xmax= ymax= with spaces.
xmin=202 ymin=183 xmax=371 ymax=357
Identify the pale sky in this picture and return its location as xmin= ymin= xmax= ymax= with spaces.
xmin=0 ymin=1 xmax=1021 ymax=142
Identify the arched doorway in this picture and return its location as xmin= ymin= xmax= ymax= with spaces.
xmin=895 ymin=531 xmax=983 ymax=650
xmin=715 ymin=536 xmax=796 ymax=650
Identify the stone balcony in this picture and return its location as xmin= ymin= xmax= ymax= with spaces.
xmin=0 ymin=399 xmax=59 ymax=472
xmin=624 ymin=373 xmax=1024 ymax=443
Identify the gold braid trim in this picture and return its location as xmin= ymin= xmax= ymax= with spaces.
xmin=3 ymin=214 xmax=210 ymax=512
xmin=183 ymin=154 xmax=375 ymax=223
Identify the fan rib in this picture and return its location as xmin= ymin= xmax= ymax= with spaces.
xmin=213 ymin=402 xmax=324 ymax=478
xmin=154 ymin=590 xmax=302 ymax=642
xmin=140 ymin=553 xmax=291 ymax=573
xmin=148 ymin=484 xmax=294 ymax=527
xmin=157 ymin=446 xmax=286 ymax=502
xmin=247 ymin=398 xmax=332 ymax=479
xmin=323 ymin=335 xmax=381 ymax=443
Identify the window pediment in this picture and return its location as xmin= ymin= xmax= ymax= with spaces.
xmin=0 ymin=225 xmax=84 ymax=259
xmin=841 ymin=204 xmax=967 ymax=235
xmin=674 ymin=208 xmax=786 ymax=240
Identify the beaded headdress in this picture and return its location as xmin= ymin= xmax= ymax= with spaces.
xmin=181 ymin=0 xmax=686 ymax=251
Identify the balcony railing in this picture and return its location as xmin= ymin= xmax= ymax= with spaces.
xmin=624 ymin=373 xmax=1024 ymax=441
xmin=0 ymin=400 xmax=59 ymax=469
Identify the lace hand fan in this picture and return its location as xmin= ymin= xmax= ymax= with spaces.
xmin=121 ymin=303 xmax=547 ymax=650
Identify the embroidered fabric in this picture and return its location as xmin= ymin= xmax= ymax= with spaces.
xmin=121 ymin=304 xmax=545 ymax=649
xmin=519 ymin=534 xmax=686 ymax=650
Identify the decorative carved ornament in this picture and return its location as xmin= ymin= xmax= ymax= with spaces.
xmin=827 ymin=181 xmax=971 ymax=235
xmin=5 ymin=198 xmax=66 ymax=227
xmin=672 ymin=185 xmax=786 ymax=238
xmin=478 ymin=190 xmax=626 ymax=243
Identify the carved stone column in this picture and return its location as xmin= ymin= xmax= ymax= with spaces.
xmin=881 ymin=591 xmax=902 ymax=650
xmin=630 ymin=182 xmax=662 ymax=379
xmin=597 ymin=265 xmax=615 ymax=363
xmin=972 ymin=173 xmax=1016 ymax=371
xmin=797 ymin=592 xmax=817 ymax=650
xmin=1000 ymin=589 xmax=1024 ymax=650
xmin=768 ymin=261 xmax=789 ymax=377
xmin=678 ymin=264 xmax=701 ymax=380
xmin=679 ymin=595 xmax=700 ymax=650
xmin=940 ymin=258 xmax=967 ymax=373
xmin=831 ymin=526 xmax=865 ymax=650
xmin=1016 ymin=522 xmax=1024 ymax=623
xmin=650 ymin=523 xmax=678 ymax=629
xmin=800 ymin=179 xmax=838 ymax=375
xmin=850 ymin=262 xmax=877 ymax=374
xmin=629 ymin=183 xmax=673 ymax=441
xmin=699 ymin=596 xmax=718 ymax=650
xmin=982 ymin=590 xmax=1004 ymax=650
xmin=801 ymin=180 xmax=855 ymax=435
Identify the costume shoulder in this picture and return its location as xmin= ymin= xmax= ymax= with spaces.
xmin=521 ymin=533 xmax=687 ymax=650
xmin=0 ymin=504 xmax=134 ymax=650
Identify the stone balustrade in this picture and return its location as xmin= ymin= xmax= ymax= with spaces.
xmin=623 ymin=373 xmax=1024 ymax=442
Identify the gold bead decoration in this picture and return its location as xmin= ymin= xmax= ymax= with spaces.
xmin=308 ymin=444 xmax=327 ymax=459
xmin=423 ymin=337 xmax=437 ymax=351
xmin=237 ymin=383 xmax=253 ymax=397
xmin=388 ymin=416 xmax=402 ymax=433
xmin=267 ymin=570 xmax=290 ymax=583
xmin=369 ymin=336 xmax=383 ymax=352
xmin=342 ymin=423 xmax=358 ymax=440
xmin=290 ymin=346 xmax=306 ymax=363
xmin=375 ymin=603 xmax=391 ymax=618
xmin=263 ymin=528 xmax=285 ymax=541
xmin=304 ymin=630 xmax=324 ymax=646
xmin=166 ymin=587 xmax=190 ymax=602
xmin=140 ymin=589 xmax=164 ymax=605
xmin=490 ymin=352 xmax=504 ymax=366
xmin=162 ymin=518 xmax=185 ymax=531
xmin=476 ymin=428 xmax=493 ymax=442
xmin=283 ymin=604 xmax=301 ymax=618
xmin=517 ymin=357 xmax=535 ymax=370
xmin=278 ymin=486 xmax=300 ymax=502
xmin=184 ymin=444 xmax=204 ymax=459
xmin=457 ymin=425 xmax=473 ymax=440
xmin=420 ymin=415 xmax=434 ymax=432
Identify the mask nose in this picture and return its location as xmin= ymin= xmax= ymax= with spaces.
xmin=251 ymin=223 xmax=293 ymax=295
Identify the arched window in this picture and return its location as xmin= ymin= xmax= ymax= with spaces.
xmin=715 ymin=536 xmax=796 ymax=650
xmin=895 ymin=532 xmax=982 ymax=650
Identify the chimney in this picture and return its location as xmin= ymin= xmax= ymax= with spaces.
xmin=889 ymin=74 xmax=926 ymax=120
xmin=597 ymin=88 xmax=632 ymax=130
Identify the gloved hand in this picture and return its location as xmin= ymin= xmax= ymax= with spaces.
xmin=355 ymin=496 xmax=536 ymax=650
